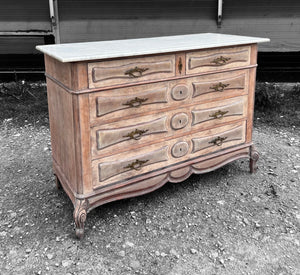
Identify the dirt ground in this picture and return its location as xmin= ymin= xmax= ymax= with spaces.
xmin=0 ymin=81 xmax=299 ymax=275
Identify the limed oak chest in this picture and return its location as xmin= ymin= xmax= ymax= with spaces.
xmin=36 ymin=33 xmax=269 ymax=238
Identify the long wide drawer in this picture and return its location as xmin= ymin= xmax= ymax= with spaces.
xmin=186 ymin=46 xmax=251 ymax=75
xmin=92 ymin=121 xmax=246 ymax=188
xmin=90 ymin=95 xmax=248 ymax=159
xmin=89 ymin=69 xmax=249 ymax=126
xmin=88 ymin=54 xmax=176 ymax=89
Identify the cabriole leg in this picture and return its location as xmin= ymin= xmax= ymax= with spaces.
xmin=250 ymin=145 xmax=259 ymax=173
xmin=74 ymin=199 xmax=88 ymax=239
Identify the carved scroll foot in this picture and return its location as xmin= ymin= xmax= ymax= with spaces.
xmin=54 ymin=175 xmax=62 ymax=189
xmin=74 ymin=199 xmax=88 ymax=239
xmin=250 ymin=145 xmax=259 ymax=173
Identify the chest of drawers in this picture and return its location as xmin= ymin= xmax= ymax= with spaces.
xmin=36 ymin=33 xmax=269 ymax=239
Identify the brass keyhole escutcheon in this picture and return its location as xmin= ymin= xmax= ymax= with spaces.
xmin=178 ymin=57 xmax=183 ymax=74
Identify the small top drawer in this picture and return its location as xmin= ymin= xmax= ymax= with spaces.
xmin=186 ymin=46 xmax=250 ymax=75
xmin=88 ymin=54 xmax=176 ymax=89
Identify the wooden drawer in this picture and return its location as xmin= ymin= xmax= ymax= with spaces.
xmin=89 ymin=69 xmax=249 ymax=126
xmin=88 ymin=54 xmax=176 ymax=89
xmin=191 ymin=123 xmax=245 ymax=154
xmin=191 ymin=96 xmax=247 ymax=127
xmin=186 ymin=46 xmax=250 ymax=75
xmin=92 ymin=121 xmax=246 ymax=188
xmin=191 ymin=70 xmax=249 ymax=101
xmin=90 ymin=96 xmax=247 ymax=159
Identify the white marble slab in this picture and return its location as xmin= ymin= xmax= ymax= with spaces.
xmin=36 ymin=33 xmax=269 ymax=63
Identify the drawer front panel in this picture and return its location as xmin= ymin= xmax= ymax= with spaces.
xmin=95 ymin=87 xmax=168 ymax=118
xmin=92 ymin=121 xmax=246 ymax=188
xmin=89 ymin=82 xmax=170 ymax=125
xmin=191 ymin=98 xmax=245 ymax=126
xmin=98 ymin=146 xmax=169 ymax=182
xmin=95 ymin=116 xmax=168 ymax=150
xmin=88 ymin=54 xmax=176 ymax=88
xmin=89 ymin=70 xmax=249 ymax=126
xmin=186 ymin=46 xmax=250 ymax=74
xmin=91 ymin=96 xmax=247 ymax=158
xmin=192 ymin=73 xmax=246 ymax=99
xmin=192 ymin=124 xmax=244 ymax=153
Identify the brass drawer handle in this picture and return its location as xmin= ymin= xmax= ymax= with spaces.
xmin=124 ymin=159 xmax=149 ymax=171
xmin=209 ymin=136 xmax=227 ymax=146
xmin=123 ymin=129 xmax=149 ymax=140
xmin=209 ymin=110 xmax=229 ymax=119
xmin=125 ymin=66 xmax=149 ymax=78
xmin=123 ymin=97 xmax=148 ymax=108
xmin=210 ymin=82 xmax=230 ymax=92
xmin=211 ymin=56 xmax=231 ymax=66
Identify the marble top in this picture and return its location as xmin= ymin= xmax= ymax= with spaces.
xmin=36 ymin=33 xmax=269 ymax=63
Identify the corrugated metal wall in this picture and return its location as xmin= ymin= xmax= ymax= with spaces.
xmin=57 ymin=0 xmax=300 ymax=51
xmin=0 ymin=0 xmax=299 ymax=53
xmin=58 ymin=0 xmax=217 ymax=42
xmin=222 ymin=0 xmax=300 ymax=51
xmin=0 ymin=0 xmax=50 ymax=54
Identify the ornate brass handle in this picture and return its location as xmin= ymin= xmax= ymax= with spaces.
xmin=209 ymin=136 xmax=227 ymax=146
xmin=123 ymin=97 xmax=148 ymax=108
xmin=124 ymin=159 xmax=149 ymax=171
xmin=209 ymin=110 xmax=229 ymax=119
xmin=123 ymin=129 xmax=149 ymax=140
xmin=125 ymin=66 xmax=149 ymax=78
xmin=210 ymin=82 xmax=230 ymax=92
xmin=211 ymin=56 xmax=231 ymax=66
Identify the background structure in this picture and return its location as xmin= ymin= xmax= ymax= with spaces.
xmin=0 ymin=0 xmax=299 ymax=80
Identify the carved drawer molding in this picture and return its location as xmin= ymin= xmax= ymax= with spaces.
xmin=88 ymin=54 xmax=176 ymax=88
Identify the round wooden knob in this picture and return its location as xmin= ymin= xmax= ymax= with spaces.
xmin=171 ymin=141 xmax=189 ymax=158
xmin=171 ymin=85 xmax=189 ymax=101
xmin=170 ymin=113 xmax=189 ymax=130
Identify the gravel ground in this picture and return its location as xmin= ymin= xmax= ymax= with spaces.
xmin=0 ymin=81 xmax=299 ymax=274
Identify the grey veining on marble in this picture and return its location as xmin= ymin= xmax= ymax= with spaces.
xmin=36 ymin=33 xmax=270 ymax=63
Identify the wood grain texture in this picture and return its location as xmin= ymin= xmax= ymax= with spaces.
xmin=46 ymin=79 xmax=77 ymax=193
xmin=71 ymin=62 xmax=88 ymax=91
xmin=95 ymin=116 xmax=168 ymax=150
xmin=88 ymin=54 xmax=176 ymax=88
xmin=45 ymin=55 xmax=72 ymax=89
xmin=246 ymin=45 xmax=258 ymax=143
xmin=191 ymin=97 xmax=246 ymax=126
xmin=98 ymin=146 xmax=169 ymax=182
xmin=186 ymin=46 xmax=250 ymax=74
xmin=95 ymin=87 xmax=168 ymax=118
xmin=191 ymin=124 xmax=245 ymax=153
xmin=73 ymin=94 xmax=93 ymax=194
xmin=192 ymin=72 xmax=247 ymax=99
xmin=90 ymin=96 xmax=248 ymax=159
xmin=85 ymin=146 xmax=250 ymax=212
xmin=92 ymin=121 xmax=246 ymax=188
xmin=89 ymin=70 xmax=249 ymax=126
